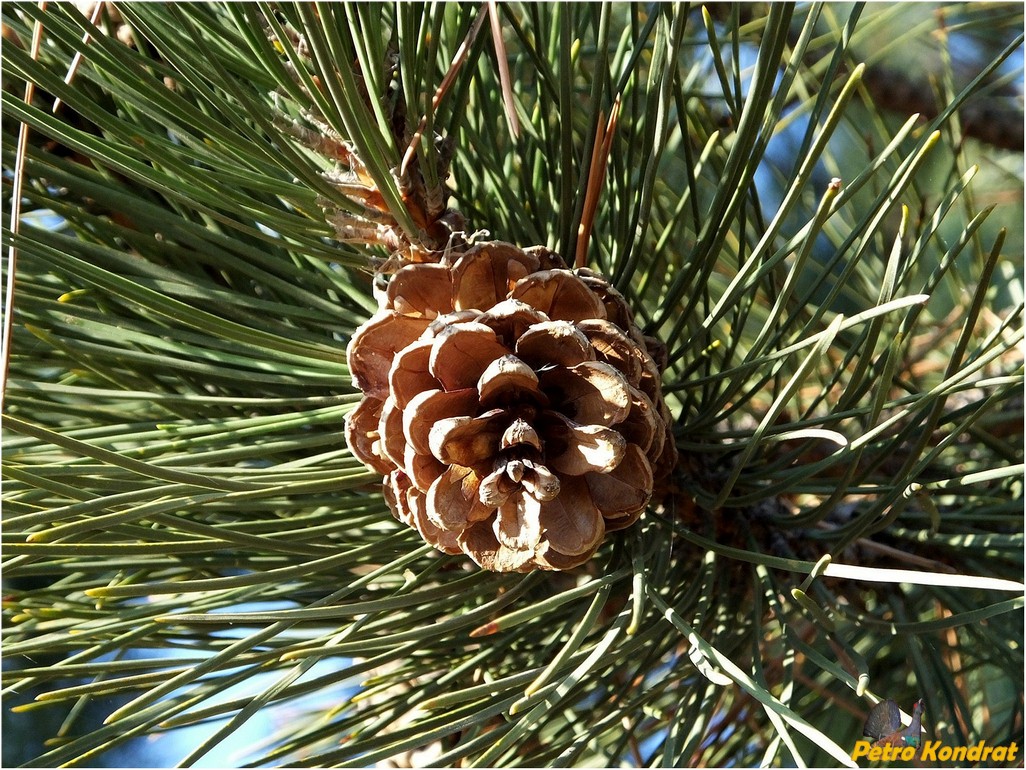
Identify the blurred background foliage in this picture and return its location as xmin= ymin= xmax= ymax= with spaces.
xmin=2 ymin=2 xmax=1023 ymax=767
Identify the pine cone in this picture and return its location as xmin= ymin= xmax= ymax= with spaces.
xmin=345 ymin=241 xmax=676 ymax=572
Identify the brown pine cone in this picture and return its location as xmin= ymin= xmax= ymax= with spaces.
xmin=345 ymin=241 xmax=676 ymax=572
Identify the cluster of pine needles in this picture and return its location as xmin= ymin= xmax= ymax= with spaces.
xmin=2 ymin=3 xmax=1022 ymax=767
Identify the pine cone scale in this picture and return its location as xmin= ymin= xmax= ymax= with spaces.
xmin=539 ymin=361 xmax=631 ymax=426
xmin=426 ymin=465 xmax=492 ymax=529
xmin=428 ymin=323 xmax=509 ymax=390
xmin=346 ymin=396 xmax=392 ymax=475
xmin=401 ymin=388 xmax=477 ymax=455
xmin=514 ymin=321 xmax=594 ymax=368
xmin=536 ymin=476 xmax=605 ymax=556
xmin=495 ymin=495 xmax=543 ymax=551
xmin=348 ymin=313 xmax=431 ymax=399
xmin=427 ymin=411 xmax=507 ymax=467
xmin=388 ymin=339 xmax=436 ymax=407
xmin=584 ymin=444 xmax=653 ymax=523
xmin=478 ymin=356 xmax=544 ymax=407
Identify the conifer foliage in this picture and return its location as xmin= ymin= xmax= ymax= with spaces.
xmin=2 ymin=3 xmax=1023 ymax=767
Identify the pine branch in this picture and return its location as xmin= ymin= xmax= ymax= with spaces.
xmin=2 ymin=3 xmax=1022 ymax=767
